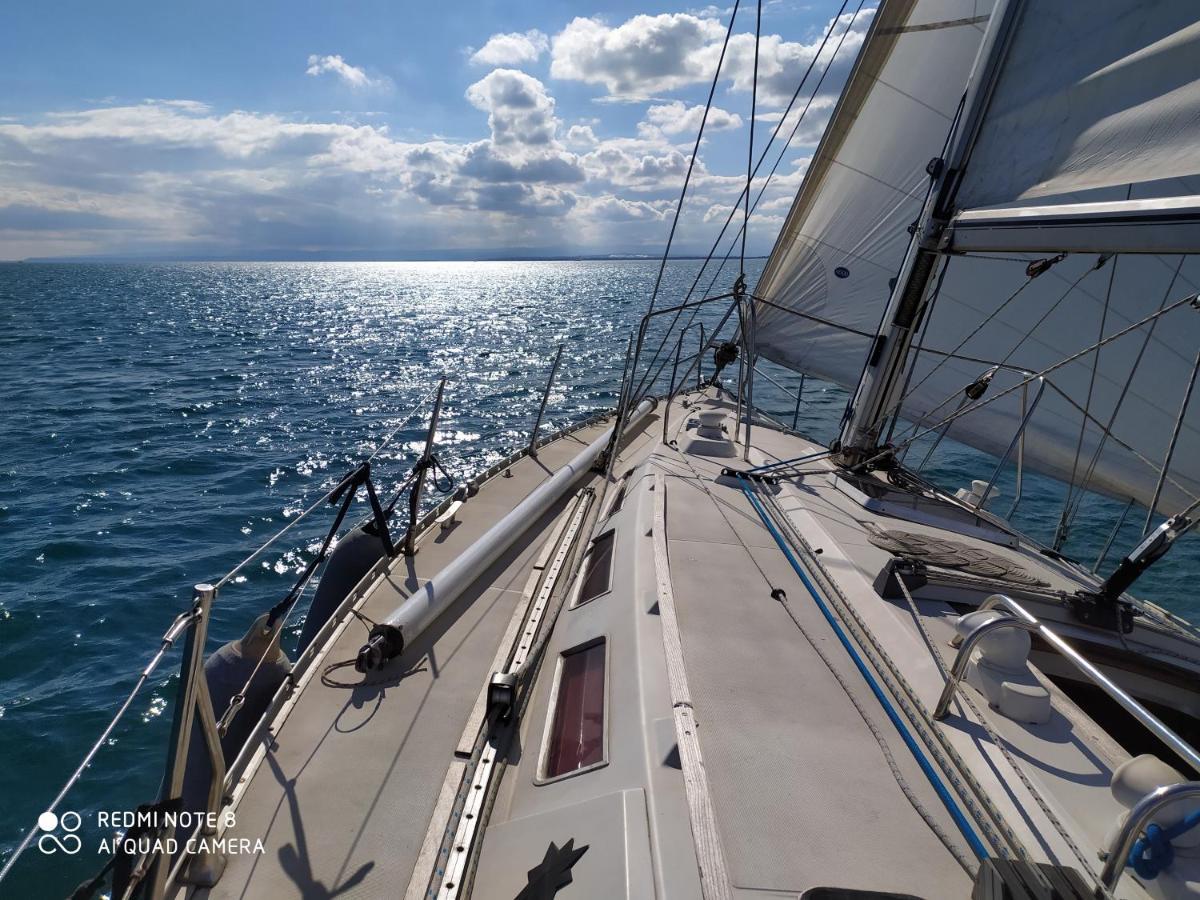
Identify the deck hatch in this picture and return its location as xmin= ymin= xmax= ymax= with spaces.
xmin=573 ymin=530 xmax=615 ymax=607
xmin=542 ymin=639 xmax=607 ymax=779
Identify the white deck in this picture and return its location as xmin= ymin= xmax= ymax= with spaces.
xmin=177 ymin=389 xmax=1200 ymax=900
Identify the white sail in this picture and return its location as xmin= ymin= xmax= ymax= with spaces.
xmin=952 ymin=2 xmax=1200 ymax=212
xmin=754 ymin=0 xmax=994 ymax=392
xmin=899 ymin=242 xmax=1200 ymax=514
xmin=756 ymin=0 xmax=1200 ymax=516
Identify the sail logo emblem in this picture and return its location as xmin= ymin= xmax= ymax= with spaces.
xmin=37 ymin=811 xmax=82 ymax=855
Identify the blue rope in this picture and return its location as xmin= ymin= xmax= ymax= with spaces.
xmin=735 ymin=474 xmax=990 ymax=861
xmin=1129 ymin=809 xmax=1200 ymax=879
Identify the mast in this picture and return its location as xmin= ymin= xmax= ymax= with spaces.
xmin=836 ymin=0 xmax=1024 ymax=462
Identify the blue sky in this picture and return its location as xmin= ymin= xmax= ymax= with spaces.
xmin=0 ymin=0 xmax=869 ymax=260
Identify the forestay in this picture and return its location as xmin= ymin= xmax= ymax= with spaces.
xmin=753 ymin=0 xmax=993 ymax=391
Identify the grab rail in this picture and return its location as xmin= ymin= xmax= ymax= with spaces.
xmin=1099 ymin=781 xmax=1200 ymax=892
xmin=933 ymin=594 xmax=1200 ymax=776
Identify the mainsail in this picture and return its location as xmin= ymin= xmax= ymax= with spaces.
xmin=755 ymin=0 xmax=1200 ymax=516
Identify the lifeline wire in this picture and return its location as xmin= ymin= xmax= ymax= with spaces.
xmin=216 ymin=382 xmax=441 ymax=590
xmin=0 ymin=610 xmax=196 ymax=885
xmin=642 ymin=0 xmax=742 ymax=320
xmin=628 ymin=0 xmax=855 ymax=404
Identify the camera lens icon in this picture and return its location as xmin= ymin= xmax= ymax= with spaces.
xmin=37 ymin=810 xmax=82 ymax=855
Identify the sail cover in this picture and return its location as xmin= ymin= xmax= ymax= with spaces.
xmin=754 ymin=0 xmax=994 ymax=391
xmin=952 ymin=2 xmax=1200 ymax=211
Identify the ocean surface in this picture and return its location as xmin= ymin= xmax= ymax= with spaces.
xmin=1 ymin=260 xmax=1197 ymax=896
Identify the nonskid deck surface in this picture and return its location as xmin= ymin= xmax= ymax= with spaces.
xmin=194 ymin=413 xmax=660 ymax=900
xmin=653 ymin=395 xmax=973 ymax=896
xmin=654 ymin=391 xmax=1171 ymax=896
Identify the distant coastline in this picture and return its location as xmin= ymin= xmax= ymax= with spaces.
xmin=13 ymin=253 xmax=769 ymax=264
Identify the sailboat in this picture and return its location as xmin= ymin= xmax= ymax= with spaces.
xmin=6 ymin=0 xmax=1200 ymax=897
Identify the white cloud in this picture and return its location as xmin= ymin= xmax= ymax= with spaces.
xmin=465 ymin=68 xmax=560 ymax=153
xmin=566 ymin=124 xmax=599 ymax=148
xmin=643 ymin=101 xmax=742 ymax=136
xmin=305 ymin=54 xmax=386 ymax=90
xmin=0 ymin=50 xmax=800 ymax=260
xmin=550 ymin=8 xmax=874 ymax=108
xmin=578 ymin=137 xmax=694 ymax=191
xmin=469 ymin=29 xmax=550 ymax=66
xmin=550 ymin=14 xmax=728 ymax=99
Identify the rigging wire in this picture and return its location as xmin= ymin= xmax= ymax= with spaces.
xmin=1144 ymin=344 xmax=1200 ymax=535
xmin=687 ymin=0 xmax=857 ymax=311
xmin=1043 ymin=380 xmax=1199 ymax=508
xmin=642 ymin=0 xmax=742 ymax=320
xmin=1056 ymin=244 xmax=1124 ymax=550
xmin=856 ymin=290 xmax=1200 ymax=476
xmin=1059 ymin=256 xmax=1185 ymax=541
xmin=888 ymin=254 xmax=1090 ymax=447
xmin=889 ymin=254 xmax=1105 ymax=450
xmin=630 ymin=0 xmax=860 ymax=403
xmin=742 ymin=0 xmax=762 ymax=279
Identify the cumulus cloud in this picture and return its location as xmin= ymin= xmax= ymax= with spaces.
xmin=465 ymin=68 xmax=560 ymax=151
xmin=579 ymin=137 xmax=693 ymax=191
xmin=469 ymin=29 xmax=550 ymax=66
xmin=642 ymin=101 xmax=742 ymax=136
xmin=566 ymin=124 xmax=599 ymax=148
xmin=551 ymin=14 xmax=727 ymax=99
xmin=1 ymin=19 xmax=817 ymax=263
xmin=550 ymin=8 xmax=873 ymax=107
xmin=305 ymin=54 xmax=386 ymax=89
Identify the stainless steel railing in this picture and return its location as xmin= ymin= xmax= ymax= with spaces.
xmin=935 ymin=594 xmax=1200 ymax=893
xmin=933 ymin=594 xmax=1200 ymax=775
xmin=753 ymin=364 xmax=807 ymax=430
xmin=1099 ymin=781 xmax=1200 ymax=892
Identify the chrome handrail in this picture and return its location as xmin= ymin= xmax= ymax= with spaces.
xmin=934 ymin=594 xmax=1200 ymax=776
xmin=931 ymin=612 xmax=1038 ymax=720
xmin=1099 ymin=781 xmax=1200 ymax=893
